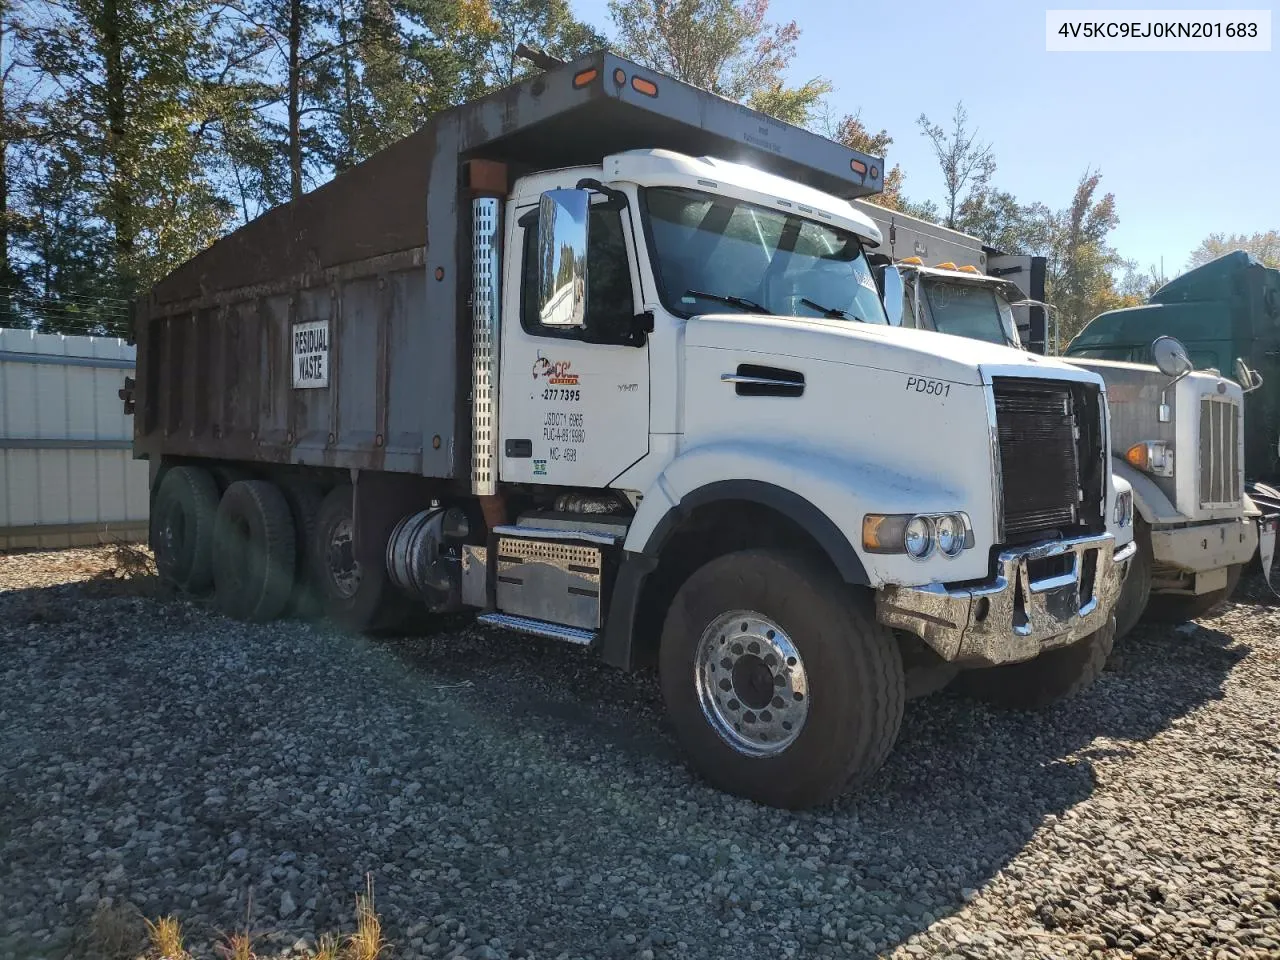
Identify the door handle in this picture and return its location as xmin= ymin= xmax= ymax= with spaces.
xmin=721 ymin=364 xmax=805 ymax=397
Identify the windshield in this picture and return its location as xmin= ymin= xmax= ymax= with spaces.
xmin=643 ymin=186 xmax=889 ymax=324
xmin=921 ymin=279 xmax=1015 ymax=346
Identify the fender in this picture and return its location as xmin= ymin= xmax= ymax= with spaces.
xmin=1112 ymin=456 xmax=1182 ymax=526
xmin=601 ymin=443 xmax=987 ymax=670
xmin=624 ymin=441 xmax=993 ymax=586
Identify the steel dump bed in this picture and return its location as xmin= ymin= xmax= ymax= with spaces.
xmin=134 ymin=50 xmax=884 ymax=479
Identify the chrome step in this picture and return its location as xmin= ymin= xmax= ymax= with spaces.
xmin=476 ymin=612 xmax=596 ymax=646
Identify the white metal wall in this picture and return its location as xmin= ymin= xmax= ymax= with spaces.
xmin=0 ymin=329 xmax=149 ymax=550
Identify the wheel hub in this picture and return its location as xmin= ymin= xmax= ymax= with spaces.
xmin=327 ymin=518 xmax=361 ymax=599
xmin=695 ymin=611 xmax=810 ymax=757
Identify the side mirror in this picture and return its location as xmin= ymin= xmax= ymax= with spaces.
xmin=1235 ymin=357 xmax=1264 ymax=393
xmin=536 ymin=189 xmax=589 ymax=328
xmin=879 ymin=264 xmax=905 ymax=327
xmin=1151 ymin=335 xmax=1193 ymax=379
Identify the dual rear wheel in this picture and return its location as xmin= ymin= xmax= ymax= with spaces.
xmin=151 ymin=466 xmax=409 ymax=632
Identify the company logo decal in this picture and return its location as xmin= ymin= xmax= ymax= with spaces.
xmin=532 ymin=353 xmax=579 ymax=385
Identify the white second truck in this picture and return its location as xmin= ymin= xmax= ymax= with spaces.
xmin=859 ymin=203 xmax=1264 ymax=636
xmin=127 ymin=53 xmax=1135 ymax=808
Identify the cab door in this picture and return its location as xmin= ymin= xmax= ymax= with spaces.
xmin=498 ymin=197 xmax=650 ymax=488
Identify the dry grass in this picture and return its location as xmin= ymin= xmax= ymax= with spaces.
xmin=81 ymin=899 xmax=146 ymax=960
xmin=144 ymin=914 xmax=189 ymax=959
xmin=313 ymin=932 xmax=341 ymax=960
xmin=345 ymin=876 xmax=387 ymax=960
xmin=215 ymin=930 xmax=256 ymax=960
xmin=104 ymin=539 xmax=157 ymax=579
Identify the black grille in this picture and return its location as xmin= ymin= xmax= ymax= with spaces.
xmin=993 ymin=378 xmax=1083 ymax=538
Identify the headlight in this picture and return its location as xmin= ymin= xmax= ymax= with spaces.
xmin=935 ymin=514 xmax=965 ymax=556
xmin=904 ymin=515 xmax=934 ymax=559
xmin=1113 ymin=489 xmax=1133 ymax=527
xmin=863 ymin=512 xmax=972 ymax=558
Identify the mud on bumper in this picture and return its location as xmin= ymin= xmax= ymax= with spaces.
xmin=876 ymin=533 xmax=1135 ymax=668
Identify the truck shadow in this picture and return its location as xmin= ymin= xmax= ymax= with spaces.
xmin=382 ymin=613 xmax=1247 ymax=956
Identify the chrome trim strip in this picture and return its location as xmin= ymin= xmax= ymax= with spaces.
xmin=983 ymin=384 xmax=1005 ymax=541
xmin=720 ymin=373 xmax=802 ymax=388
xmin=493 ymin=524 xmax=621 ymax=546
xmin=471 ymin=196 xmax=501 ymax=496
xmin=1113 ymin=541 xmax=1137 ymax=563
xmin=477 ymin=612 xmax=596 ymax=645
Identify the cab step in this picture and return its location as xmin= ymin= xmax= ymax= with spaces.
xmin=476 ymin=612 xmax=596 ymax=645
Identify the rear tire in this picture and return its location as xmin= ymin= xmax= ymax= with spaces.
xmin=1144 ymin=565 xmax=1243 ymax=623
xmin=658 ymin=549 xmax=904 ymax=809
xmin=311 ymin=486 xmax=415 ymax=633
xmin=956 ymin=617 xmax=1115 ymax=710
xmin=1114 ymin=519 xmax=1153 ymax=640
xmin=278 ymin=478 xmax=325 ymax=618
xmin=211 ymin=480 xmax=296 ymax=622
xmin=151 ymin=466 xmax=220 ymax=593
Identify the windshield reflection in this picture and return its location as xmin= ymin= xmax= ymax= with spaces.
xmin=643 ymin=187 xmax=889 ymax=325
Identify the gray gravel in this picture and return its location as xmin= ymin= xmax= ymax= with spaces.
xmin=1 ymin=549 xmax=1278 ymax=959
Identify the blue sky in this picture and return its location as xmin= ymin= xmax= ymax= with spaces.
xmin=569 ymin=0 xmax=1278 ymax=275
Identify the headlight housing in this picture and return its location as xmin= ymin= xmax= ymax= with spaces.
xmin=1113 ymin=488 xmax=1133 ymax=527
xmin=862 ymin=512 xmax=973 ymax=559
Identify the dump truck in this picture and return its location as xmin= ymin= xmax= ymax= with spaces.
xmin=1066 ymin=251 xmax=1280 ymax=490
xmin=857 ymin=213 xmax=1266 ymax=635
xmin=124 ymin=51 xmax=1135 ymax=809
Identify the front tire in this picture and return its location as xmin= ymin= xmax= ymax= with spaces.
xmin=658 ymin=550 xmax=904 ymax=809
xmin=956 ymin=617 xmax=1115 ymax=710
xmin=1114 ymin=519 xmax=1153 ymax=640
xmin=1144 ymin=565 xmax=1243 ymax=623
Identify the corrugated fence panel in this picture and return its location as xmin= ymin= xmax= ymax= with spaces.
xmin=0 ymin=329 xmax=149 ymax=550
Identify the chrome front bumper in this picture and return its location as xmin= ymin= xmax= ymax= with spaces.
xmin=877 ymin=533 xmax=1135 ymax=668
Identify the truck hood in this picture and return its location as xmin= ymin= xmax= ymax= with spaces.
xmin=685 ymin=313 xmax=1103 ymax=388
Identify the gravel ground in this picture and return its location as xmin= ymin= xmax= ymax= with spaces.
xmin=1 ymin=547 xmax=1278 ymax=960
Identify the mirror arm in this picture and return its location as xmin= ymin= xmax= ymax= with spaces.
xmin=576 ymin=178 xmax=628 ymax=211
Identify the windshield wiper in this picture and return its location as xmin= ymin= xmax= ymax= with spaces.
xmin=799 ymin=297 xmax=864 ymax=323
xmin=683 ymin=289 xmax=769 ymax=314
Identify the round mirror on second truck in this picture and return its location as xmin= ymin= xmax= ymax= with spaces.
xmin=1151 ymin=335 xmax=1193 ymax=379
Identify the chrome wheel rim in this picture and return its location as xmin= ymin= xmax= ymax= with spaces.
xmin=694 ymin=610 xmax=810 ymax=757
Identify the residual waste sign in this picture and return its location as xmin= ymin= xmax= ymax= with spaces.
xmin=292 ymin=320 xmax=329 ymax=389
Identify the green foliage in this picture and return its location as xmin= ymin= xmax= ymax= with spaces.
xmin=829 ymin=112 xmax=905 ymax=210
xmin=1188 ymin=230 xmax=1279 ymax=269
xmin=916 ymin=102 xmax=995 ymax=230
xmin=609 ymin=0 xmax=826 ymax=125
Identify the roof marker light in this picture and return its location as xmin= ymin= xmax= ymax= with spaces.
xmin=850 ymin=159 xmax=868 ymax=176
xmin=936 ymin=261 xmax=958 ymax=270
xmin=631 ymin=75 xmax=659 ymax=97
xmin=573 ymin=68 xmax=598 ymax=88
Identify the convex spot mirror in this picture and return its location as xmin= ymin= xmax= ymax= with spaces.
xmin=536 ymin=189 xmax=589 ymax=328
xmin=1151 ymin=335 xmax=1193 ymax=379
